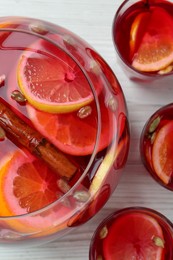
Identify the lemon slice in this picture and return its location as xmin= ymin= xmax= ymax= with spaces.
xmin=89 ymin=137 xmax=128 ymax=195
xmin=17 ymin=40 xmax=95 ymax=113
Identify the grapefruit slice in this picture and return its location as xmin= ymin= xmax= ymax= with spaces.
xmin=152 ymin=121 xmax=173 ymax=184
xmin=103 ymin=212 xmax=165 ymax=260
xmin=27 ymin=95 xmax=114 ymax=156
xmin=132 ymin=7 xmax=173 ymax=72
xmin=17 ymin=40 xmax=95 ymax=113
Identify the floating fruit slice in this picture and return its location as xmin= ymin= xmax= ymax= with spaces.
xmin=0 ymin=149 xmax=61 ymax=217
xmin=27 ymin=94 xmax=114 ymax=156
xmin=132 ymin=7 xmax=173 ymax=72
xmin=152 ymin=121 xmax=173 ymax=184
xmin=0 ymin=149 xmax=73 ymax=233
xmin=130 ymin=12 xmax=150 ymax=57
xmin=89 ymin=136 xmax=128 ymax=195
xmin=17 ymin=40 xmax=95 ymax=113
xmin=103 ymin=212 xmax=165 ymax=260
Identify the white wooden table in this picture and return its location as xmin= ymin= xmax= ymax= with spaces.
xmin=0 ymin=0 xmax=173 ymax=259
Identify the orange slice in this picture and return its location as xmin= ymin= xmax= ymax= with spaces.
xmin=0 ymin=149 xmax=73 ymax=233
xmin=0 ymin=149 xmax=61 ymax=216
xmin=103 ymin=212 xmax=165 ymax=260
xmin=17 ymin=40 xmax=95 ymax=113
xmin=152 ymin=121 xmax=173 ymax=184
xmin=132 ymin=7 xmax=173 ymax=72
xmin=130 ymin=12 xmax=150 ymax=57
xmin=26 ymin=94 xmax=114 ymax=156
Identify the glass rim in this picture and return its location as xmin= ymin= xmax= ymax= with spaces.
xmin=0 ymin=23 xmax=102 ymax=219
xmin=101 ymin=206 xmax=173 ymax=224
xmin=112 ymin=0 xmax=173 ymax=79
xmin=91 ymin=206 xmax=173 ymax=231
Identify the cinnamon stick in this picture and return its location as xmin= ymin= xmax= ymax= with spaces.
xmin=0 ymin=98 xmax=77 ymax=180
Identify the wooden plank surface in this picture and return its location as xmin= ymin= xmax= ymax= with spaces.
xmin=0 ymin=0 xmax=173 ymax=259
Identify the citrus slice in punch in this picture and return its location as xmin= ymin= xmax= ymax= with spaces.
xmin=17 ymin=40 xmax=96 ymax=113
xmin=130 ymin=12 xmax=150 ymax=57
xmin=152 ymin=121 xmax=173 ymax=185
xmin=132 ymin=7 xmax=173 ymax=72
xmin=27 ymin=94 xmax=114 ymax=156
xmin=89 ymin=135 xmax=128 ymax=196
xmin=103 ymin=212 xmax=165 ymax=260
xmin=0 ymin=149 xmax=72 ymax=233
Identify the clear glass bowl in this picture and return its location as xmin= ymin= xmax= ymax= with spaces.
xmin=0 ymin=16 xmax=129 ymax=247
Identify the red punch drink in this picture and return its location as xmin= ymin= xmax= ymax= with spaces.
xmin=141 ymin=104 xmax=173 ymax=190
xmin=0 ymin=17 xmax=129 ymax=246
xmin=113 ymin=0 xmax=173 ymax=82
xmin=90 ymin=207 xmax=173 ymax=260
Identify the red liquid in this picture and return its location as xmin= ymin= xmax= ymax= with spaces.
xmin=90 ymin=207 xmax=173 ymax=260
xmin=141 ymin=103 xmax=173 ymax=190
xmin=113 ymin=0 xmax=173 ymax=78
xmin=0 ymin=17 xmax=129 ymax=244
